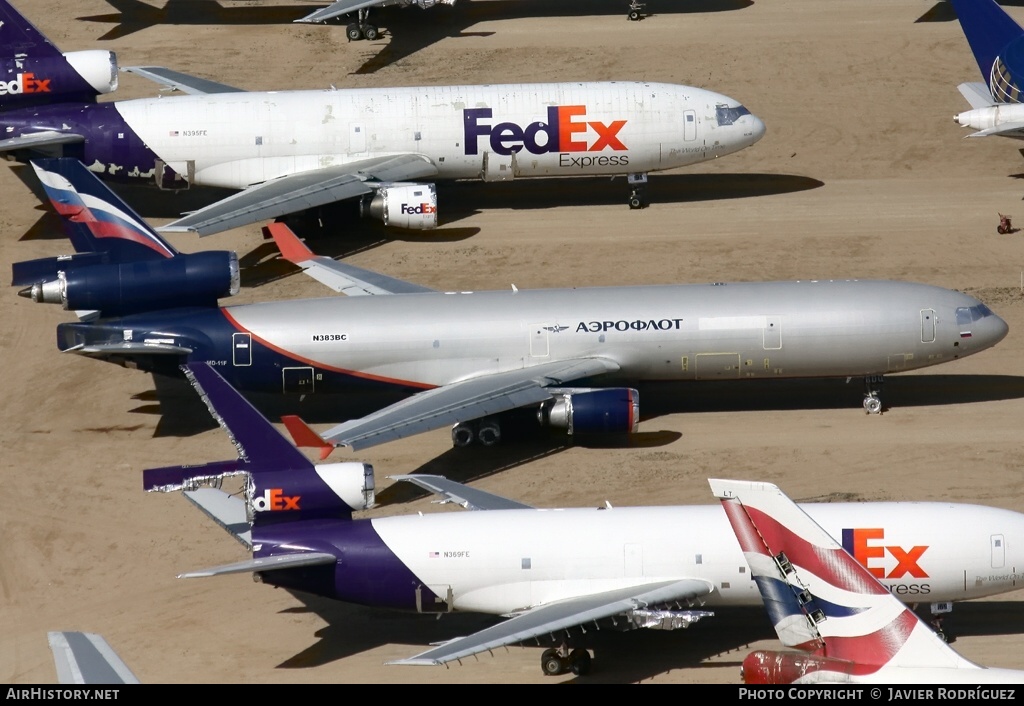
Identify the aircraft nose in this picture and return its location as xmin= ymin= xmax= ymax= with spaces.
xmin=981 ymin=310 xmax=1010 ymax=349
xmin=745 ymin=114 xmax=767 ymax=146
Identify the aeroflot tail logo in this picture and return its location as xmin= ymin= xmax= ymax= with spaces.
xmin=0 ymin=72 xmax=51 ymax=96
xmin=253 ymin=488 xmax=301 ymax=512
xmin=842 ymin=528 xmax=929 ymax=579
xmin=464 ymin=106 xmax=627 ymax=156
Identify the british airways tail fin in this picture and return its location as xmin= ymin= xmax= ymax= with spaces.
xmin=709 ymin=479 xmax=978 ymax=683
xmin=950 ymin=0 xmax=1024 ymax=102
xmin=0 ymin=1 xmax=118 ymax=110
xmin=30 ymin=157 xmax=177 ymax=261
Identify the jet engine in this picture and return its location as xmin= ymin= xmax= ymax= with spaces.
xmin=954 ymin=103 xmax=1024 ymax=133
xmin=360 ymin=182 xmax=438 ymax=230
xmin=62 ymin=50 xmax=119 ymax=96
xmin=537 ymin=388 xmax=640 ymax=436
xmin=740 ymin=650 xmax=855 ymax=684
xmin=249 ymin=462 xmax=375 ymax=519
xmin=17 ymin=250 xmax=239 ymax=316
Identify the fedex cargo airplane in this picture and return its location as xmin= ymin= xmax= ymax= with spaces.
xmin=0 ymin=3 xmax=765 ymax=236
xmin=950 ymin=0 xmax=1024 ymax=139
xmin=146 ymin=362 xmax=1024 ymax=676
xmin=15 ymin=158 xmax=1009 ymax=450
xmin=714 ymin=479 xmax=1024 ymax=684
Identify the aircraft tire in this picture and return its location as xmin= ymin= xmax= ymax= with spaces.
xmin=569 ymin=648 xmax=592 ymax=676
xmin=628 ymin=10 xmax=641 ymax=20
xmin=629 ymin=196 xmax=643 ymax=210
xmin=364 ymin=25 xmax=379 ymax=40
xmin=541 ymin=649 xmax=566 ymax=676
xmin=863 ymin=396 xmax=882 ymax=415
xmin=347 ymin=23 xmax=364 ymax=41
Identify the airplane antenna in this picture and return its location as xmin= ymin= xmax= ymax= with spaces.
xmin=511 ymin=284 xmax=518 ymax=292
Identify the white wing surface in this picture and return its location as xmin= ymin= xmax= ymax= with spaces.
xmin=160 ymin=154 xmax=438 ymax=236
xmin=121 ymin=66 xmax=245 ymax=95
xmin=322 ymin=357 xmax=620 ymax=450
xmin=389 ymin=474 xmax=535 ymax=511
xmin=0 ymin=131 xmax=84 ymax=153
xmin=48 ymin=632 xmax=140 ymax=685
xmin=266 ymin=222 xmax=435 ymax=295
xmin=296 ymin=0 xmax=391 ymax=23
xmin=389 ymin=579 xmax=714 ymax=666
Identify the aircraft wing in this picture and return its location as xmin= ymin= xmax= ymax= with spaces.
xmin=160 ymin=155 xmax=438 ymax=237
xmin=296 ymin=0 xmax=390 ymax=23
xmin=0 ymin=131 xmax=84 ymax=153
xmin=958 ymin=81 xmax=995 ymax=109
xmin=48 ymin=632 xmax=140 ymax=685
xmin=389 ymin=474 xmax=534 ymax=511
xmin=121 ymin=66 xmax=245 ymax=95
xmin=178 ymin=551 xmax=337 ymax=579
xmin=389 ymin=579 xmax=714 ymax=666
xmin=321 ymin=357 xmax=621 ymax=451
xmin=266 ymin=222 xmax=435 ymax=295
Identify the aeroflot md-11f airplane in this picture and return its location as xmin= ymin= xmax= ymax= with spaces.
xmin=0 ymin=2 xmax=765 ymax=236
xmin=715 ymin=479 xmax=1024 ymax=684
xmin=147 ymin=363 xmax=1024 ymax=677
xmin=17 ymin=159 xmax=1009 ymax=450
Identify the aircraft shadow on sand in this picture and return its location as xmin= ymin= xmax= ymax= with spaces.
xmin=917 ymin=0 xmax=1024 ymax=23
xmin=78 ymin=0 xmax=753 ymax=74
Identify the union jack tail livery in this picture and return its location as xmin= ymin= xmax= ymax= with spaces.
xmin=709 ymin=479 xmax=1024 ymax=684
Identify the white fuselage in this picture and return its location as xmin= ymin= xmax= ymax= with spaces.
xmin=113 ymin=82 xmax=764 ymax=188
xmin=369 ymin=502 xmax=1024 ymax=615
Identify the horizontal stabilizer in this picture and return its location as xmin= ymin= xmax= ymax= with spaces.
xmin=143 ymin=459 xmax=245 ymax=492
xmin=48 ymin=632 xmax=140 ymax=685
xmin=183 ymin=488 xmax=252 ymax=548
xmin=63 ymin=341 xmax=193 ymax=356
xmin=390 ymin=474 xmax=534 ymax=511
xmin=122 ymin=66 xmax=244 ymax=95
xmin=958 ymin=82 xmax=995 ymax=109
xmin=966 ymin=122 xmax=1024 ymax=138
xmin=0 ymin=131 xmax=84 ymax=153
xmin=179 ymin=550 xmax=336 ymax=578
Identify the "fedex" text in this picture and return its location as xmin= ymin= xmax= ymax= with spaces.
xmin=463 ymin=106 xmax=627 ymax=157
xmin=0 ymin=72 xmax=51 ymax=96
xmin=253 ymin=488 xmax=301 ymax=512
xmin=842 ymin=528 xmax=929 ymax=579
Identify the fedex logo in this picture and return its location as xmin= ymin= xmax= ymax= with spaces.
xmin=463 ymin=106 xmax=627 ymax=157
xmin=252 ymin=488 xmax=301 ymax=512
xmin=401 ymin=202 xmax=437 ymax=215
xmin=842 ymin=528 xmax=929 ymax=579
xmin=0 ymin=72 xmax=51 ymax=96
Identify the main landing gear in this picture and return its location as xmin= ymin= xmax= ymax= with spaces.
xmin=863 ymin=375 xmax=884 ymax=415
xmin=346 ymin=9 xmax=380 ymax=41
xmin=627 ymin=0 xmax=647 ymax=21
xmin=541 ymin=646 xmax=592 ymax=676
xmin=628 ymin=172 xmax=649 ymax=210
xmin=451 ymin=417 xmax=502 ymax=447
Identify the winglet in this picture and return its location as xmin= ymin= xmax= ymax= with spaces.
xmin=264 ymin=222 xmax=314 ymax=265
xmin=281 ymin=415 xmax=335 ymax=460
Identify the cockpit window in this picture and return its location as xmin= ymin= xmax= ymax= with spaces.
xmin=956 ymin=304 xmax=994 ymax=326
xmin=716 ymin=104 xmax=751 ymax=126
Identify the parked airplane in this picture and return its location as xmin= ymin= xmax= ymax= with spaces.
xmin=713 ymin=479 xmax=1024 ymax=684
xmin=296 ymin=0 xmax=648 ymax=42
xmin=0 ymin=0 xmax=119 ymax=113
xmin=950 ymin=0 xmax=1024 ymax=138
xmin=16 ymin=158 xmax=1009 ymax=450
xmin=47 ymin=632 xmax=140 ymax=685
xmin=0 ymin=3 xmax=765 ymax=235
xmin=147 ymin=362 xmax=1024 ymax=676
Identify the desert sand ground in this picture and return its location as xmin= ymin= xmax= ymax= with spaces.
xmin=4 ymin=0 xmax=1024 ymax=684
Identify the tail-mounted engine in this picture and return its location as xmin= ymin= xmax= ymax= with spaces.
xmin=15 ymin=250 xmax=239 ymax=316
xmin=741 ymin=651 xmax=856 ymax=684
xmin=0 ymin=50 xmax=117 ymax=110
xmin=538 ymin=388 xmax=640 ymax=435
xmin=360 ymin=182 xmax=438 ymax=230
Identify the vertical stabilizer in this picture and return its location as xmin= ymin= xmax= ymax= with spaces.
xmin=0 ymin=0 xmax=64 ymax=60
xmin=709 ymin=479 xmax=979 ymax=678
xmin=950 ymin=0 xmax=1024 ymax=100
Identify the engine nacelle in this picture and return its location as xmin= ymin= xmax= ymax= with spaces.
xmin=954 ymin=103 xmax=1024 ymax=131
xmin=538 ymin=388 xmax=640 ymax=435
xmin=250 ymin=462 xmax=375 ymax=520
xmin=361 ymin=182 xmax=438 ymax=230
xmin=741 ymin=651 xmax=856 ymax=684
xmin=0 ymin=50 xmax=117 ymax=110
xmin=62 ymin=50 xmax=119 ymax=96
xmin=20 ymin=250 xmax=239 ymax=316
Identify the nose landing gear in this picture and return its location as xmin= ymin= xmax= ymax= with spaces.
xmin=628 ymin=172 xmax=649 ymax=210
xmin=863 ymin=375 xmax=884 ymax=415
